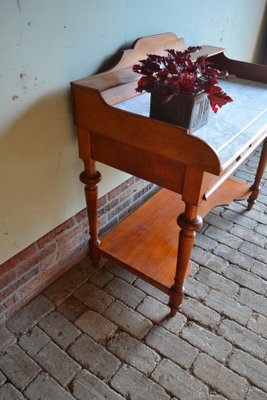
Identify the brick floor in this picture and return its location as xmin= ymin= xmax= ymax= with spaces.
xmin=0 ymin=147 xmax=266 ymax=399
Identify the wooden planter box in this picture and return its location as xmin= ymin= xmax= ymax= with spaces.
xmin=150 ymin=90 xmax=209 ymax=132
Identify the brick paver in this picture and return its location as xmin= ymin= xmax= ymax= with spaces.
xmin=229 ymin=350 xmax=267 ymax=392
xmin=180 ymin=322 xmax=232 ymax=362
xmin=0 ymin=383 xmax=26 ymax=400
xmin=6 ymin=295 xmax=54 ymax=334
xmin=34 ymin=341 xmax=81 ymax=386
xmin=75 ymin=309 xmax=117 ymax=342
xmin=38 ymin=310 xmax=81 ymax=349
xmin=19 ymin=326 xmax=51 ymax=356
xmin=103 ymin=300 xmax=152 ymax=339
xmin=24 ymin=373 xmax=75 ymax=400
xmin=110 ymin=365 xmax=170 ymax=400
xmin=204 ymin=289 xmax=252 ymax=325
xmin=0 ymin=148 xmax=266 ymax=399
xmin=72 ymin=369 xmax=124 ymax=400
xmin=107 ymin=331 xmax=160 ymax=375
xmin=0 ymin=326 xmax=16 ymax=352
xmin=68 ymin=334 xmax=121 ymax=380
xmin=193 ymin=353 xmax=249 ymax=400
xmin=0 ymin=345 xmax=40 ymax=390
xmin=152 ymin=358 xmax=209 ymax=400
xmin=145 ymin=325 xmax=198 ymax=368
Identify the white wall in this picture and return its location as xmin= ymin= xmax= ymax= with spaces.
xmin=0 ymin=0 xmax=266 ymax=264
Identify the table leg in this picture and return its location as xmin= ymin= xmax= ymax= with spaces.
xmin=80 ymin=160 xmax=102 ymax=267
xmin=169 ymin=204 xmax=203 ymax=316
xmin=247 ymin=139 xmax=267 ymax=210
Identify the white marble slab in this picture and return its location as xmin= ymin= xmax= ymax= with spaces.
xmin=114 ymin=78 xmax=267 ymax=166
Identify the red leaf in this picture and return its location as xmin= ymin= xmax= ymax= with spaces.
xmin=136 ymin=76 xmax=157 ymax=93
xmin=132 ymin=47 xmax=234 ymax=112
xmin=208 ymin=86 xmax=233 ymax=113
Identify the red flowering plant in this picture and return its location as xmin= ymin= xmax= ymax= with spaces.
xmin=133 ymin=47 xmax=233 ymax=113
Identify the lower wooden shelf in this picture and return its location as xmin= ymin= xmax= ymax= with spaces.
xmin=99 ymin=178 xmax=251 ymax=293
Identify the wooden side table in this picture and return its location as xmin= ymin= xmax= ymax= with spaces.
xmin=71 ymin=33 xmax=267 ymax=316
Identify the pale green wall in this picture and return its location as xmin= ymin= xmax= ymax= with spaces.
xmin=0 ymin=0 xmax=266 ymax=264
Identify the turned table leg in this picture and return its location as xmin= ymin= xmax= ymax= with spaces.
xmin=169 ymin=204 xmax=203 ymax=316
xmin=247 ymin=139 xmax=267 ymax=211
xmin=80 ymin=160 xmax=102 ymax=267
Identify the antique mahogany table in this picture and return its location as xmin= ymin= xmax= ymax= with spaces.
xmin=71 ymin=33 xmax=267 ymax=316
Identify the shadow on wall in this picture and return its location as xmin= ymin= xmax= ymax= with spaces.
xmin=254 ymin=2 xmax=267 ymax=64
xmin=0 ymin=41 xmax=130 ymax=263
xmin=0 ymin=88 xmax=84 ymax=261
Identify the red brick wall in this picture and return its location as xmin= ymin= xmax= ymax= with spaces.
xmin=0 ymin=177 xmax=158 ymax=323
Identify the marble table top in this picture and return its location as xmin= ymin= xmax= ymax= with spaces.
xmin=114 ymin=78 xmax=267 ymax=167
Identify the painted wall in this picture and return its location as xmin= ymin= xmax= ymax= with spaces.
xmin=0 ymin=0 xmax=266 ymax=264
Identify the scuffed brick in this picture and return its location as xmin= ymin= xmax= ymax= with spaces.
xmin=194 ymin=233 xmax=217 ymax=251
xmin=0 ymin=383 xmax=26 ymax=400
xmin=214 ymin=244 xmax=254 ymax=270
xmin=35 ymin=341 xmax=81 ymax=386
xmin=222 ymin=209 xmax=257 ymax=229
xmin=181 ymin=298 xmax=221 ymax=328
xmin=104 ymin=300 xmax=152 ymax=339
xmin=145 ymin=326 xmax=198 ymax=369
xmin=229 ymin=350 xmax=267 ymax=392
xmin=0 ymin=326 xmax=16 ymax=353
xmin=239 ymin=241 xmax=267 ymax=264
xmin=74 ymin=282 xmax=114 ymax=313
xmin=6 ymin=295 xmax=54 ymax=334
xmin=136 ymin=296 xmax=172 ymax=323
xmin=44 ymin=268 xmax=88 ymax=305
xmin=134 ymin=279 xmax=169 ymax=304
xmin=191 ymin=247 xmax=228 ymax=273
xmin=107 ymin=331 xmax=160 ymax=375
xmin=19 ymin=326 xmax=50 ymax=356
xmin=204 ymin=213 xmax=234 ymax=231
xmin=152 ymin=358 xmax=208 ymax=400
xmin=24 ymin=373 xmax=75 ymax=400
xmin=106 ymin=263 xmax=136 ymax=284
xmin=238 ymin=288 xmax=267 ymax=317
xmin=251 ymin=260 xmax=267 ymax=280
xmin=184 ymin=277 xmax=209 ymax=300
xmin=105 ymin=277 xmax=145 ymax=308
xmin=246 ymin=387 xmax=267 ymax=400
xmin=196 ymin=267 xmax=239 ymax=296
xmin=0 ymin=371 xmax=6 ymax=386
xmin=160 ymin=312 xmax=187 ymax=334
xmin=225 ymin=265 xmax=267 ymax=294
xmin=72 ymin=369 xmax=124 ymax=400
xmin=89 ymin=267 xmax=114 ymax=288
xmin=205 ymin=226 xmax=243 ymax=249
xmin=218 ymin=319 xmax=267 ymax=359
xmin=110 ymin=365 xmax=169 ymax=400
xmin=39 ymin=310 xmax=80 ymax=349
xmin=68 ymin=334 xmax=120 ymax=380
xmin=75 ymin=309 xmax=117 ymax=342
xmin=193 ymin=353 xmax=249 ymax=400
xmin=255 ymin=223 xmax=267 ymax=237
xmin=230 ymin=224 xmax=266 ymax=247
xmin=0 ymin=345 xmax=40 ymax=390
xmin=205 ymin=290 xmax=252 ymax=325
xmin=56 ymin=296 xmax=87 ymax=322
xmin=247 ymin=313 xmax=267 ymax=339
xmin=181 ymin=322 xmax=232 ymax=362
